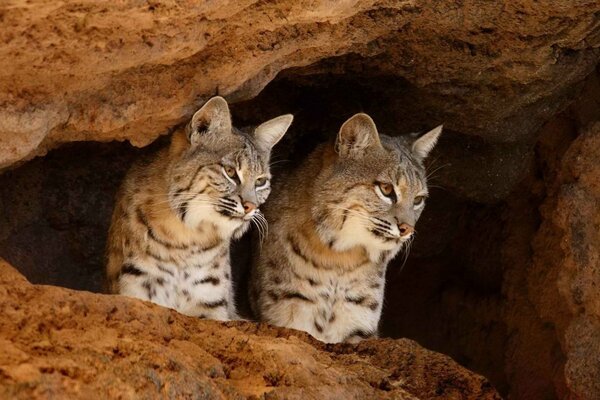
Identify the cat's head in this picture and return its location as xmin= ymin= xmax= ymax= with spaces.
xmin=312 ymin=113 xmax=442 ymax=255
xmin=168 ymin=96 xmax=292 ymax=238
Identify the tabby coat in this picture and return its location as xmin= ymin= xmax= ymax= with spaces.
xmin=249 ymin=113 xmax=441 ymax=342
xmin=106 ymin=96 xmax=292 ymax=320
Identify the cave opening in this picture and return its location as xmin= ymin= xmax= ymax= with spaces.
xmin=1 ymin=65 xmax=598 ymax=398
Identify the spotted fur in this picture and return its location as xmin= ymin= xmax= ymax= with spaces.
xmin=249 ymin=113 xmax=441 ymax=341
xmin=107 ymin=96 xmax=292 ymax=320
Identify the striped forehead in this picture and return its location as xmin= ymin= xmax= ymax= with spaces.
xmin=233 ymin=139 xmax=267 ymax=174
xmin=386 ymin=148 xmax=425 ymax=190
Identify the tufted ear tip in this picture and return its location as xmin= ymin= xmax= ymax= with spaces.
xmin=254 ymin=114 xmax=294 ymax=151
xmin=412 ymin=124 xmax=443 ymax=160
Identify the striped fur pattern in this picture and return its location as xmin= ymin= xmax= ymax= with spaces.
xmin=106 ymin=96 xmax=292 ymax=320
xmin=250 ymin=113 xmax=442 ymax=342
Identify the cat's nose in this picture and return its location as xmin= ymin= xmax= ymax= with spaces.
xmin=398 ymin=223 xmax=414 ymax=237
xmin=243 ymin=201 xmax=257 ymax=214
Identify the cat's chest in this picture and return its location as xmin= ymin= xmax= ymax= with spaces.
xmin=143 ymin=246 xmax=231 ymax=311
xmin=308 ymin=268 xmax=384 ymax=341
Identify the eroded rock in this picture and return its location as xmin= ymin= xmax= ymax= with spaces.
xmin=0 ymin=259 xmax=500 ymax=399
xmin=1 ymin=0 xmax=599 ymax=169
xmin=531 ymin=122 xmax=600 ymax=399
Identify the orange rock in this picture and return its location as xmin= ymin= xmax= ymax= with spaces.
xmin=0 ymin=259 xmax=499 ymax=399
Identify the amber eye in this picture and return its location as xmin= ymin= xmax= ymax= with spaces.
xmin=414 ymin=195 xmax=426 ymax=206
xmin=224 ymin=166 xmax=237 ymax=179
xmin=378 ymin=182 xmax=394 ymax=197
xmin=255 ymin=177 xmax=267 ymax=187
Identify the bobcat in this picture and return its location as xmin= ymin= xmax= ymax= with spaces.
xmin=106 ymin=96 xmax=292 ymax=320
xmin=249 ymin=113 xmax=441 ymax=342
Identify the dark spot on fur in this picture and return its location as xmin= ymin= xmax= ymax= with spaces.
xmin=157 ymin=264 xmax=175 ymax=277
xmin=288 ymin=235 xmax=312 ymax=265
xmin=178 ymin=201 xmax=188 ymax=222
xmin=121 ymin=264 xmax=145 ymax=277
xmin=308 ymin=278 xmax=320 ymax=287
xmin=142 ymin=281 xmax=155 ymax=300
xmin=199 ymin=299 xmax=227 ymax=309
xmin=314 ymin=321 xmax=323 ymax=333
xmin=282 ymin=291 xmax=313 ymax=302
xmin=345 ymin=295 xmax=367 ymax=306
xmin=193 ymin=276 xmax=220 ymax=285
xmin=378 ymin=250 xmax=391 ymax=265
xmin=344 ymin=329 xmax=374 ymax=342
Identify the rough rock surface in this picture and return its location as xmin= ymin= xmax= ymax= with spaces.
xmin=0 ymin=260 xmax=500 ymax=399
xmin=530 ymin=121 xmax=600 ymax=399
xmin=1 ymin=0 xmax=599 ymax=169
xmin=1 ymin=2 xmax=600 ymax=399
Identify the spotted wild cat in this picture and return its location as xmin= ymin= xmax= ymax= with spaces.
xmin=106 ymin=96 xmax=292 ymax=320
xmin=249 ymin=113 xmax=441 ymax=342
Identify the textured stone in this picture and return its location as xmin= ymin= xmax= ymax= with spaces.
xmin=1 ymin=0 xmax=599 ymax=169
xmin=1 ymin=2 xmax=600 ymax=399
xmin=530 ymin=122 xmax=600 ymax=399
xmin=0 ymin=260 xmax=500 ymax=399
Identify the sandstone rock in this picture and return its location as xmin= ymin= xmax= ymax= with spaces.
xmin=0 ymin=259 xmax=500 ymax=399
xmin=1 ymin=0 xmax=599 ymax=170
xmin=530 ymin=122 xmax=600 ymax=399
xmin=1 ymin=2 xmax=600 ymax=399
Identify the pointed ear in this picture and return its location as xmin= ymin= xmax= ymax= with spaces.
xmin=254 ymin=114 xmax=293 ymax=152
xmin=412 ymin=125 xmax=443 ymax=160
xmin=187 ymin=96 xmax=232 ymax=145
xmin=335 ymin=113 xmax=381 ymax=158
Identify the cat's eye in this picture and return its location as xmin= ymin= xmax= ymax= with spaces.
xmin=414 ymin=195 xmax=426 ymax=206
xmin=224 ymin=166 xmax=237 ymax=179
xmin=378 ymin=182 xmax=394 ymax=197
xmin=255 ymin=177 xmax=267 ymax=187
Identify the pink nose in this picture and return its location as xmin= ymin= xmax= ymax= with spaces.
xmin=243 ymin=201 xmax=256 ymax=214
xmin=398 ymin=223 xmax=414 ymax=237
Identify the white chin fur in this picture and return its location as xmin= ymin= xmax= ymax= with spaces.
xmin=185 ymin=204 xmax=246 ymax=238
xmin=332 ymin=216 xmax=400 ymax=253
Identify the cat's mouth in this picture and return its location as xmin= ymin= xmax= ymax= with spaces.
xmin=216 ymin=198 xmax=258 ymax=221
xmin=216 ymin=198 xmax=245 ymax=219
xmin=370 ymin=228 xmax=401 ymax=242
xmin=369 ymin=217 xmax=402 ymax=242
